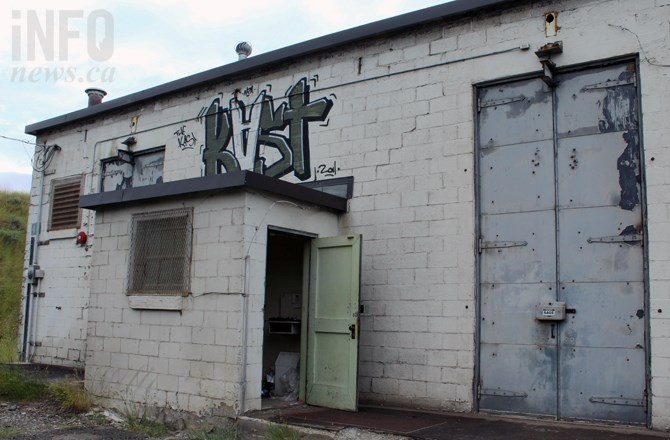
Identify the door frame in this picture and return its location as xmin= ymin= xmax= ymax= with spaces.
xmin=472 ymin=55 xmax=651 ymax=426
xmin=263 ymin=226 xmax=362 ymax=410
xmin=263 ymin=226 xmax=316 ymax=403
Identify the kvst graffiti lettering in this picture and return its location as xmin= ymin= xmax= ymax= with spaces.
xmin=201 ymin=77 xmax=333 ymax=181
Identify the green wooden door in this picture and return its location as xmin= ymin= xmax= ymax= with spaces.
xmin=304 ymin=235 xmax=361 ymax=411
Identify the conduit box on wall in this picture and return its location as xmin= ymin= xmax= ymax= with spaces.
xmin=535 ymin=302 xmax=565 ymax=321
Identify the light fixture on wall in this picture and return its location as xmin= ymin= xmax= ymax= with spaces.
xmin=121 ymin=136 xmax=136 ymax=147
xmin=75 ymin=231 xmax=87 ymax=246
xmin=535 ymin=41 xmax=563 ymax=88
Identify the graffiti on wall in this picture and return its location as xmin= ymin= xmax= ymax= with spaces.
xmin=200 ymin=77 xmax=334 ymax=181
xmin=174 ymin=125 xmax=198 ymax=151
xmin=314 ymin=161 xmax=339 ymax=180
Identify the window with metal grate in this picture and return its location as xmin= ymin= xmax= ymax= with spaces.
xmin=127 ymin=208 xmax=193 ymax=296
xmin=48 ymin=176 xmax=83 ymax=231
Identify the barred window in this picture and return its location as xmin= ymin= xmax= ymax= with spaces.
xmin=128 ymin=208 xmax=193 ymax=296
xmin=49 ymin=176 xmax=83 ymax=231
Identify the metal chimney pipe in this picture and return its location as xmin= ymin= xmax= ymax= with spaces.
xmin=236 ymin=42 xmax=252 ymax=60
xmin=85 ymin=88 xmax=107 ymax=107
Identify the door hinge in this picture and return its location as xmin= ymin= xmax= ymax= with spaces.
xmin=644 ymin=388 xmax=649 ymax=413
xmin=582 ymin=77 xmax=636 ymax=91
xmin=478 ymin=239 xmax=528 ymax=253
xmin=479 ymin=388 xmax=528 ymax=398
xmin=587 ymin=234 xmax=642 ymax=244
xmin=477 ymin=96 xmax=526 ymax=113
xmin=476 ymin=381 xmax=481 ymax=400
xmin=589 ymin=396 xmax=644 ymax=407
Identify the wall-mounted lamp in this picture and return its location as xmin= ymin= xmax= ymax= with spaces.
xmin=535 ymin=41 xmax=563 ymax=88
xmin=75 ymin=231 xmax=87 ymax=246
xmin=121 ymin=136 xmax=136 ymax=147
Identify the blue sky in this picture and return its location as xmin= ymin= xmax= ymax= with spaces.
xmin=0 ymin=0 xmax=449 ymax=193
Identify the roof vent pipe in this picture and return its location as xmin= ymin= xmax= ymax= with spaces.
xmin=236 ymin=42 xmax=252 ymax=60
xmin=85 ymin=88 xmax=107 ymax=107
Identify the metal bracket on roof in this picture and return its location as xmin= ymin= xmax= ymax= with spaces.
xmin=535 ymin=41 xmax=562 ymax=88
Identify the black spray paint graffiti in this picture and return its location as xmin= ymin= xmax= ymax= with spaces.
xmin=314 ymin=161 xmax=339 ymax=180
xmin=595 ymin=71 xmax=641 ymax=211
xmin=201 ymin=78 xmax=333 ymax=181
xmin=174 ymin=125 xmax=198 ymax=150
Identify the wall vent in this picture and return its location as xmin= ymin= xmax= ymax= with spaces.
xmin=48 ymin=176 xmax=83 ymax=231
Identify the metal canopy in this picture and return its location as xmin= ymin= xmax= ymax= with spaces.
xmin=79 ymin=170 xmax=348 ymax=212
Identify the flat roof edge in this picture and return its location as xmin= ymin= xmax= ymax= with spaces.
xmin=79 ymin=171 xmax=348 ymax=212
xmin=26 ymin=0 xmax=511 ymax=136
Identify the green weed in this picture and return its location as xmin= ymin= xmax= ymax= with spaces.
xmin=124 ymin=413 xmax=170 ymax=437
xmin=0 ymin=427 xmax=21 ymax=438
xmin=264 ymin=422 xmax=301 ymax=440
xmin=0 ymin=366 xmax=48 ymax=400
xmin=187 ymin=424 xmax=240 ymax=440
xmin=86 ymin=410 xmax=111 ymax=426
xmin=48 ymin=381 xmax=92 ymax=412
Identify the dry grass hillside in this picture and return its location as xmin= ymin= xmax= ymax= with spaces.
xmin=0 ymin=191 xmax=29 ymax=361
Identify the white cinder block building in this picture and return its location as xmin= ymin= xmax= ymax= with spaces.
xmin=20 ymin=0 xmax=670 ymax=430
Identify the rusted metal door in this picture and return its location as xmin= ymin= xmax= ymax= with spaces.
xmin=477 ymin=62 xmax=646 ymax=423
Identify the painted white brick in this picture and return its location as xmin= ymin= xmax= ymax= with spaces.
xmin=9 ymin=0 xmax=659 ymax=424
xmin=170 ymin=327 xmax=191 ymax=343
xmin=430 ymin=37 xmax=458 ymax=55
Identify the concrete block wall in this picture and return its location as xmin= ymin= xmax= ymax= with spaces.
xmin=85 ymin=194 xmax=248 ymax=415
xmin=20 ymin=128 xmax=95 ymax=367
xmin=638 ymin=0 xmax=670 ymax=429
xmin=239 ymin=193 xmax=340 ymax=412
xmin=22 ymin=0 xmax=670 ymax=427
xmin=84 ymin=191 xmax=339 ymax=415
xmin=315 ymin=0 xmax=670 ymax=417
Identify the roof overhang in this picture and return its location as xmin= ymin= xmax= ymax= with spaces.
xmin=79 ymin=171 xmax=348 ymax=212
xmin=26 ymin=0 xmax=513 ymax=136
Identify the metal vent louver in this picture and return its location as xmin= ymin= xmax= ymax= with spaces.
xmin=128 ymin=208 xmax=192 ymax=296
xmin=49 ymin=177 xmax=82 ymax=231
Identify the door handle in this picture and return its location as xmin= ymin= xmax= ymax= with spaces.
xmin=349 ymin=324 xmax=356 ymax=340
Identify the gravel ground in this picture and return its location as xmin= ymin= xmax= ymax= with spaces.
xmin=0 ymin=398 xmax=407 ymax=440
xmin=0 ymin=399 xmax=149 ymax=440
xmin=0 ymin=366 xmax=403 ymax=440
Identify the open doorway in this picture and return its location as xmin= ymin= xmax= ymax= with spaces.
xmin=261 ymin=228 xmax=362 ymax=411
xmin=261 ymin=229 xmax=311 ymax=409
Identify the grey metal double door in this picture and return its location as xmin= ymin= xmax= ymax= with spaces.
xmin=477 ymin=62 xmax=646 ymax=423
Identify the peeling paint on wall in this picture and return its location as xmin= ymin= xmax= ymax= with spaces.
xmin=598 ymin=72 xmax=637 ymax=133
xmin=617 ymin=130 xmax=640 ymax=211
xmin=101 ymin=149 xmax=164 ymax=192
